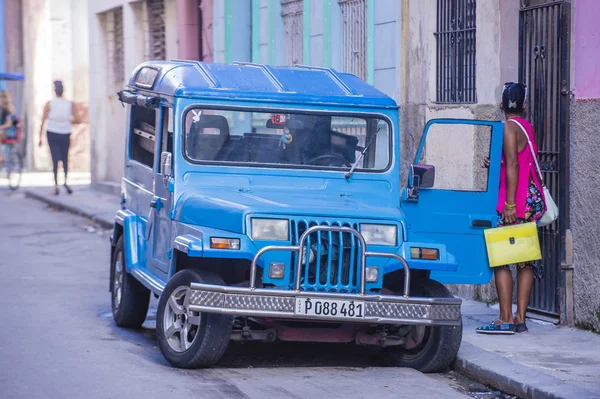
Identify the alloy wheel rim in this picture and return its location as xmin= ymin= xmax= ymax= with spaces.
xmin=112 ymin=252 xmax=124 ymax=310
xmin=163 ymin=286 xmax=201 ymax=352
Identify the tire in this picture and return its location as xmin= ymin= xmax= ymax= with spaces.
xmin=156 ymin=269 xmax=233 ymax=369
xmin=383 ymin=279 xmax=463 ymax=373
xmin=6 ymin=147 xmax=22 ymax=191
xmin=110 ymin=236 xmax=150 ymax=327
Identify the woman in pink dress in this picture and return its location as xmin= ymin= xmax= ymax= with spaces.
xmin=477 ymin=82 xmax=546 ymax=335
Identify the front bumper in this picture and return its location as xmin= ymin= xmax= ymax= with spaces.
xmin=189 ymin=225 xmax=462 ymax=326
xmin=189 ymin=284 xmax=462 ymax=326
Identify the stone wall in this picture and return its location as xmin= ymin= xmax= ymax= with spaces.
xmin=569 ymin=99 xmax=600 ymax=331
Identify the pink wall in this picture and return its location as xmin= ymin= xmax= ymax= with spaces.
xmin=176 ymin=0 xmax=200 ymax=60
xmin=574 ymin=0 xmax=600 ymax=99
xmin=176 ymin=0 xmax=213 ymax=62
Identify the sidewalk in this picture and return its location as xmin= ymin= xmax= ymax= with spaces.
xmin=23 ymin=184 xmax=118 ymax=229
xmin=20 ymin=185 xmax=600 ymax=399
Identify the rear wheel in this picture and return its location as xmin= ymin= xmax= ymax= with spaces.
xmin=383 ymin=279 xmax=463 ymax=373
xmin=6 ymin=146 xmax=22 ymax=191
xmin=157 ymin=269 xmax=233 ymax=368
xmin=111 ymin=236 xmax=150 ymax=327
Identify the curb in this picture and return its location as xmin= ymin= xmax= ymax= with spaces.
xmin=453 ymin=342 xmax=600 ymax=399
xmin=24 ymin=189 xmax=114 ymax=230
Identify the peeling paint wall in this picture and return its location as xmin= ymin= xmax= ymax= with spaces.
xmin=570 ymin=0 xmax=600 ymax=331
xmin=399 ymin=0 xmax=519 ymax=302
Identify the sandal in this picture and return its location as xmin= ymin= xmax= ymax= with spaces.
xmin=476 ymin=321 xmax=516 ymax=335
xmin=64 ymin=184 xmax=73 ymax=195
xmin=49 ymin=187 xmax=59 ymax=196
xmin=515 ymin=323 xmax=528 ymax=333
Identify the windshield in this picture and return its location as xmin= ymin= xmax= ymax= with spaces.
xmin=183 ymin=108 xmax=391 ymax=172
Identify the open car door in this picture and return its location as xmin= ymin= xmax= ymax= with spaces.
xmin=401 ymin=119 xmax=504 ymax=284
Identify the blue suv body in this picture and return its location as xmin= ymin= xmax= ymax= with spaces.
xmin=110 ymin=60 xmax=504 ymax=372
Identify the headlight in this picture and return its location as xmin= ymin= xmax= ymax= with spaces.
xmin=360 ymin=224 xmax=397 ymax=246
xmin=251 ymin=218 xmax=289 ymax=241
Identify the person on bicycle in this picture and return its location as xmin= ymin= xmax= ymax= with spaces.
xmin=0 ymin=90 xmax=18 ymax=167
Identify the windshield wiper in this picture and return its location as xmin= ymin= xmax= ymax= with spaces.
xmin=344 ymin=128 xmax=380 ymax=180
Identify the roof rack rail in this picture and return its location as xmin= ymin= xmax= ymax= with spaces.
xmin=171 ymin=59 xmax=220 ymax=88
xmin=233 ymin=61 xmax=288 ymax=92
xmin=293 ymin=65 xmax=357 ymax=96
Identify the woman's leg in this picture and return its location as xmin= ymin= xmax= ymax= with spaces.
xmin=515 ymin=266 xmax=534 ymax=324
xmin=494 ymin=267 xmax=514 ymax=323
xmin=47 ymin=132 xmax=60 ymax=192
xmin=61 ymin=134 xmax=72 ymax=193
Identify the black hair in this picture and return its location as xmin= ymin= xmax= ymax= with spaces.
xmin=54 ymin=80 xmax=64 ymax=97
xmin=502 ymin=82 xmax=527 ymax=114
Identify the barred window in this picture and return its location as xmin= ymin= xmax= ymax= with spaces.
xmin=105 ymin=7 xmax=124 ymax=87
xmin=147 ymin=0 xmax=166 ymax=60
xmin=281 ymin=0 xmax=303 ymax=66
xmin=435 ymin=0 xmax=477 ymax=103
xmin=339 ymin=0 xmax=367 ymax=81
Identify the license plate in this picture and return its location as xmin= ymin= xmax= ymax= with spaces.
xmin=294 ymin=298 xmax=365 ymax=319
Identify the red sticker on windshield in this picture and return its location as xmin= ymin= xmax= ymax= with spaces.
xmin=271 ymin=114 xmax=287 ymax=125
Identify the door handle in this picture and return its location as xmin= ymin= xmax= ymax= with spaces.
xmin=472 ymin=219 xmax=492 ymax=228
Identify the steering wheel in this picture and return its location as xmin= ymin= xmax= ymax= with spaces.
xmin=304 ymin=153 xmax=349 ymax=167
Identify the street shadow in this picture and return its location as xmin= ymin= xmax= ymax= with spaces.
xmin=101 ymin=305 xmax=384 ymax=369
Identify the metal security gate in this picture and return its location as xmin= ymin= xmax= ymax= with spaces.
xmin=339 ymin=0 xmax=367 ymax=81
xmin=519 ymin=0 xmax=571 ymax=320
xmin=281 ymin=0 xmax=303 ymax=66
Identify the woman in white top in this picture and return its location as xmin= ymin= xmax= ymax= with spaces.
xmin=39 ymin=80 xmax=80 ymax=195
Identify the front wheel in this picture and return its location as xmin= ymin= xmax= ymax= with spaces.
xmin=156 ymin=269 xmax=233 ymax=369
xmin=383 ymin=279 xmax=463 ymax=373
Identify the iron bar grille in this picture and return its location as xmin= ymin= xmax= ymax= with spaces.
xmin=291 ymin=220 xmax=362 ymax=293
xmin=106 ymin=7 xmax=124 ymax=88
xmin=339 ymin=0 xmax=367 ymax=81
xmin=435 ymin=0 xmax=477 ymax=103
xmin=281 ymin=0 xmax=304 ymax=66
xmin=518 ymin=1 xmax=569 ymax=318
xmin=147 ymin=0 xmax=166 ymax=60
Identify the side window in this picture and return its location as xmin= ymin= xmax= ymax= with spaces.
xmin=418 ymin=123 xmax=491 ymax=191
xmin=130 ymin=105 xmax=156 ymax=168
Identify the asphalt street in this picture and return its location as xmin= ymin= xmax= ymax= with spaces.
xmin=0 ymin=189 xmax=489 ymax=399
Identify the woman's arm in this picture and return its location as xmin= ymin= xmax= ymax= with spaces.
xmin=0 ymin=117 xmax=12 ymax=130
xmin=39 ymin=101 xmax=50 ymax=147
xmin=503 ymin=122 xmax=519 ymax=223
xmin=38 ymin=101 xmax=50 ymax=147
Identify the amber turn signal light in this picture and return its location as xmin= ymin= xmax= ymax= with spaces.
xmin=210 ymin=238 xmax=241 ymax=250
xmin=410 ymin=247 xmax=439 ymax=260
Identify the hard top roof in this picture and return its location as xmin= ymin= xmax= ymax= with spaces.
xmin=128 ymin=60 xmax=398 ymax=109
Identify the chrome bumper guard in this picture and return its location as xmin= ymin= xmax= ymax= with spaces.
xmin=189 ymin=226 xmax=462 ymax=326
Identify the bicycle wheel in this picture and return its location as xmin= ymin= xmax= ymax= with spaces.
xmin=6 ymin=147 xmax=22 ymax=190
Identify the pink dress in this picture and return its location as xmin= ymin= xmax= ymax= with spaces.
xmin=496 ymin=117 xmax=547 ymax=219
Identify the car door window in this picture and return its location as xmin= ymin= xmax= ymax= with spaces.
xmin=417 ymin=123 xmax=491 ymax=192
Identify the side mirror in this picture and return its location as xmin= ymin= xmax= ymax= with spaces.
xmin=410 ymin=164 xmax=435 ymax=188
xmin=160 ymin=151 xmax=172 ymax=176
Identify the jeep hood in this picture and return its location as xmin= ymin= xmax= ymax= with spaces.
xmin=175 ymin=178 xmax=403 ymax=234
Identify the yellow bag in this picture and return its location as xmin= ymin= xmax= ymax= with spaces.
xmin=484 ymin=222 xmax=542 ymax=267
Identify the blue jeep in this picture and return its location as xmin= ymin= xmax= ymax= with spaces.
xmin=110 ymin=60 xmax=504 ymax=372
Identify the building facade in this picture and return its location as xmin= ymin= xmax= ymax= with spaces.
xmin=14 ymin=0 xmax=91 ymax=173
xmin=84 ymin=0 xmax=600 ymax=330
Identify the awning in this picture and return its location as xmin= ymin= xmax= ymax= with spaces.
xmin=0 ymin=72 xmax=25 ymax=81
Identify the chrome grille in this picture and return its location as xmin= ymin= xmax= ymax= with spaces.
xmin=291 ymin=219 xmax=362 ymax=292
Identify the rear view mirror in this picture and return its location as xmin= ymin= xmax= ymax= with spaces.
xmin=410 ymin=164 xmax=435 ymax=188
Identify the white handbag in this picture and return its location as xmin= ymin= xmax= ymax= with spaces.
xmin=509 ymin=119 xmax=559 ymax=227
